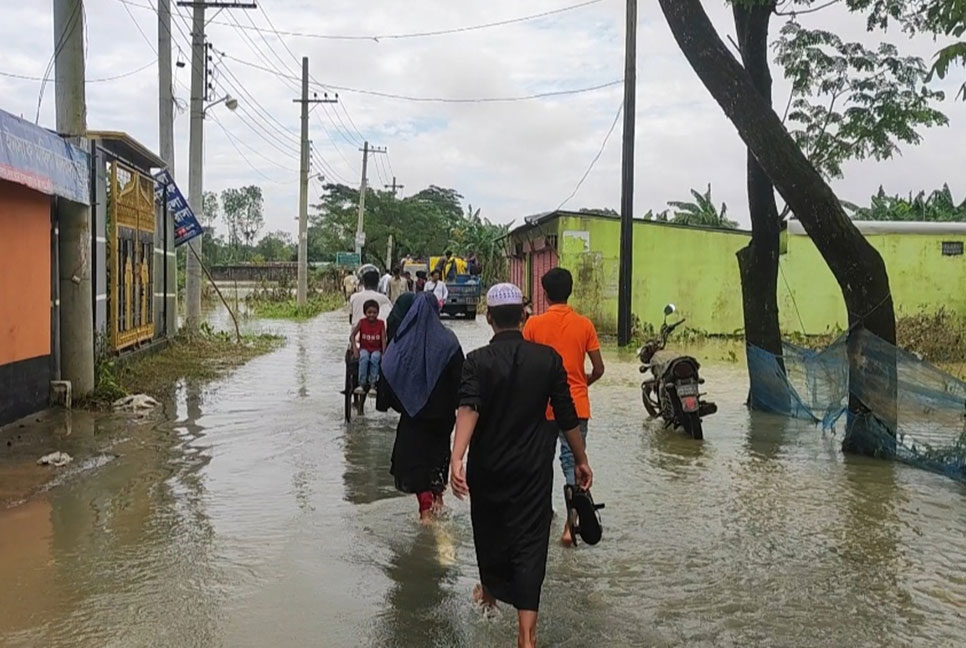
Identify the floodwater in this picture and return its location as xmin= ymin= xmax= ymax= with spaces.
xmin=2 ymin=308 xmax=965 ymax=647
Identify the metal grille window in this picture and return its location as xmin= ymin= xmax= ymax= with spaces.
xmin=942 ymin=241 xmax=964 ymax=256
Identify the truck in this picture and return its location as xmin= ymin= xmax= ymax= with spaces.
xmin=423 ymin=255 xmax=482 ymax=319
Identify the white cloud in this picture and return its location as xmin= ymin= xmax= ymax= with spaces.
xmin=2 ymin=0 xmax=963 ymax=236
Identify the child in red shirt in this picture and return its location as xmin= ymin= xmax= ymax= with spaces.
xmin=350 ymin=300 xmax=387 ymax=394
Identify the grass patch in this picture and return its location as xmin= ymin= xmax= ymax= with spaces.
xmin=82 ymin=326 xmax=284 ymax=409
xmin=246 ymin=290 xmax=343 ymax=321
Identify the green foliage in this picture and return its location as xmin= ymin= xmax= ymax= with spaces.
xmin=90 ymin=329 xmax=127 ymax=404
xmin=201 ymin=191 xmax=219 ymax=229
xmin=776 ymin=19 xmax=948 ymax=179
xmin=221 ymin=185 xmax=265 ymax=248
xmin=254 ymin=230 xmax=296 ymax=262
xmin=246 ymin=293 xmax=343 ymax=321
xmin=309 ymin=183 xmax=509 ymax=284
xmin=448 ymin=204 xmax=510 ymax=286
xmin=667 ymin=184 xmax=739 ymax=229
xmin=842 ymin=183 xmax=966 ymax=220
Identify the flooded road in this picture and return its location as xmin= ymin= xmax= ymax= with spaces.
xmin=2 ymin=308 xmax=965 ymax=647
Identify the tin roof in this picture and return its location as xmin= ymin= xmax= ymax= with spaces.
xmin=787 ymin=220 xmax=966 ymax=236
xmin=88 ymin=130 xmax=166 ymax=171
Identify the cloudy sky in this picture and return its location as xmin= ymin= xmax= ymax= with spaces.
xmin=2 ymin=0 xmax=963 ymax=236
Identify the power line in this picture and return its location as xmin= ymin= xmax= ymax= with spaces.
xmin=1 ymin=59 xmax=157 ymax=83
xmin=209 ymin=112 xmax=295 ymax=184
xmin=222 ymin=53 xmax=622 ymax=103
xmin=556 ymin=100 xmax=623 ymax=211
xmin=114 ymin=0 xmax=607 ymax=41
xmin=36 ymin=0 xmax=84 ymax=123
xmin=249 ymin=3 xmax=368 ymax=150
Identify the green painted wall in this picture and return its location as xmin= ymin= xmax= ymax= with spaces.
xmin=778 ymin=233 xmax=966 ymax=334
xmin=513 ymin=213 xmax=966 ymax=336
xmin=554 ymin=215 xmax=749 ymax=334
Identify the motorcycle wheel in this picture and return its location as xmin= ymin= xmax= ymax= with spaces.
xmin=681 ymin=412 xmax=703 ymax=440
xmin=641 ymin=384 xmax=659 ymax=418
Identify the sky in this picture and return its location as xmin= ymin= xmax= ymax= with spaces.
xmin=1 ymin=0 xmax=963 ymax=237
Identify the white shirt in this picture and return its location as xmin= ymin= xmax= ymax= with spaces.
xmin=424 ymin=280 xmax=449 ymax=305
xmin=378 ymin=273 xmax=392 ymax=295
xmin=349 ymin=289 xmax=393 ymax=325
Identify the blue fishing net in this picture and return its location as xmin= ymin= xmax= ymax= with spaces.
xmin=747 ymin=329 xmax=966 ymax=482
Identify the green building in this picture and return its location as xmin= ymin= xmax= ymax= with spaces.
xmin=505 ymin=211 xmax=966 ymax=335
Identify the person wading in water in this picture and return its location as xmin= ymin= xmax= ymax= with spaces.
xmin=450 ymin=282 xmax=593 ymax=648
xmin=523 ymin=267 xmax=605 ymax=545
xmin=382 ymin=292 xmax=464 ymax=522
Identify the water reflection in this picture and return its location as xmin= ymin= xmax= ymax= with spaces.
xmin=375 ymin=524 xmax=463 ymax=647
xmin=341 ymin=415 xmax=399 ymax=505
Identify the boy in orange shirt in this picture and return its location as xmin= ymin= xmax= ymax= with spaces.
xmin=523 ymin=267 xmax=605 ymax=545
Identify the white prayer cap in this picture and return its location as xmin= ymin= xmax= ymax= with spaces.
xmin=486 ymin=283 xmax=524 ymax=306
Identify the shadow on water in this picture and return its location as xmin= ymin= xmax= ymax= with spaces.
xmin=372 ymin=524 xmax=465 ymax=648
xmin=341 ymin=414 xmax=400 ymax=506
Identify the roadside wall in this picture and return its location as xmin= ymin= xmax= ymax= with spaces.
xmin=0 ymin=180 xmax=52 ymax=425
xmin=779 ymin=231 xmax=966 ymax=333
xmin=552 ymin=214 xmax=749 ymax=334
xmin=510 ymin=212 xmax=966 ymax=337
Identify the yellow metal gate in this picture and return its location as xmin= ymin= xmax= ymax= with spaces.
xmin=108 ymin=161 xmax=155 ymax=350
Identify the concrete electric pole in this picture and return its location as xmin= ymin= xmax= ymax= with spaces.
xmin=384 ymin=177 xmax=404 ymax=196
xmin=293 ymin=57 xmax=336 ymax=305
xmin=158 ymin=0 xmax=177 ymax=335
xmin=617 ymin=0 xmax=637 ymax=347
xmin=53 ymin=0 xmax=95 ymax=396
xmin=179 ymin=0 xmax=255 ymax=330
xmin=354 ymin=141 xmax=387 ymax=258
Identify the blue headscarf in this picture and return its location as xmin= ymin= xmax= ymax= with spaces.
xmin=382 ymin=292 xmax=462 ymax=418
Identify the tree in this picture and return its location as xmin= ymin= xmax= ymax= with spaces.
xmin=776 ymin=19 xmax=947 ymax=180
xmin=221 ymin=185 xmax=264 ymax=249
xmin=449 ymin=205 xmax=511 ymax=286
xmin=925 ymin=1 xmax=966 ymax=99
xmin=843 ymin=184 xmax=966 ymax=220
xmin=659 ymin=0 xmax=899 ymax=455
xmin=201 ymin=191 xmax=219 ymax=229
xmin=255 ymin=231 xmax=296 ymax=262
xmin=668 ymin=184 xmax=739 ymax=229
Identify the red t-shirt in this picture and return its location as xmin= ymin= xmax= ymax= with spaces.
xmin=358 ymin=318 xmax=385 ymax=352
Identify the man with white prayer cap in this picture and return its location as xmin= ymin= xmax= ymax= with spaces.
xmin=450 ymin=282 xmax=593 ymax=648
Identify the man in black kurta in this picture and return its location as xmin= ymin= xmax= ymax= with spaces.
xmin=450 ymin=283 xmax=593 ymax=648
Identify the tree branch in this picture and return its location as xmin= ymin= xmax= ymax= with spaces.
xmin=775 ymin=0 xmax=842 ymax=17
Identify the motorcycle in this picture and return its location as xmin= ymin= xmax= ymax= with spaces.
xmin=638 ymin=304 xmax=717 ymax=440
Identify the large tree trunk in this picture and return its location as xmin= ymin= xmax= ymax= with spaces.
xmin=733 ymin=1 xmax=785 ymax=411
xmin=658 ymin=0 xmax=897 ymax=453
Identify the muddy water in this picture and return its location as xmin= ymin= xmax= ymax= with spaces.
xmin=2 ymin=308 xmax=965 ymax=647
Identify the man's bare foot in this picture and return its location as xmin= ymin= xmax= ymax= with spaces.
xmin=561 ymin=517 xmax=575 ymax=546
xmin=419 ymin=510 xmax=433 ymax=524
xmin=472 ymin=583 xmax=497 ymax=609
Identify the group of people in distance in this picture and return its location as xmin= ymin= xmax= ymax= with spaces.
xmin=346 ymin=265 xmax=604 ymax=648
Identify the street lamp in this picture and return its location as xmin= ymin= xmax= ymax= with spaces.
xmin=204 ymin=94 xmax=238 ymax=115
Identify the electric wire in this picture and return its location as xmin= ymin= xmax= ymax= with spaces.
xmin=113 ymin=0 xmax=607 ymax=42
xmin=556 ymin=100 xmax=622 ymax=210
xmin=1 ymin=59 xmax=157 ymax=83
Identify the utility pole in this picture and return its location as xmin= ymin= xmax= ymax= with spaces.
xmin=294 ymin=57 xmax=336 ymax=305
xmin=180 ymin=0 xmax=255 ymax=330
xmin=54 ymin=0 xmax=94 ymax=396
xmin=355 ymin=141 xmax=387 ymax=257
xmin=158 ymin=0 xmax=177 ymax=336
xmin=385 ymin=234 xmax=394 ymax=271
xmin=384 ymin=177 xmax=404 ymax=196
xmin=617 ymin=0 xmax=637 ymax=347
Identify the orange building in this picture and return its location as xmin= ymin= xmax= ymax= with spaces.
xmin=0 ymin=109 xmax=91 ymax=426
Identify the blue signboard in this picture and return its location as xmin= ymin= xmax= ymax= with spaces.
xmin=154 ymin=168 xmax=203 ymax=247
xmin=0 ymin=108 xmax=89 ymax=204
